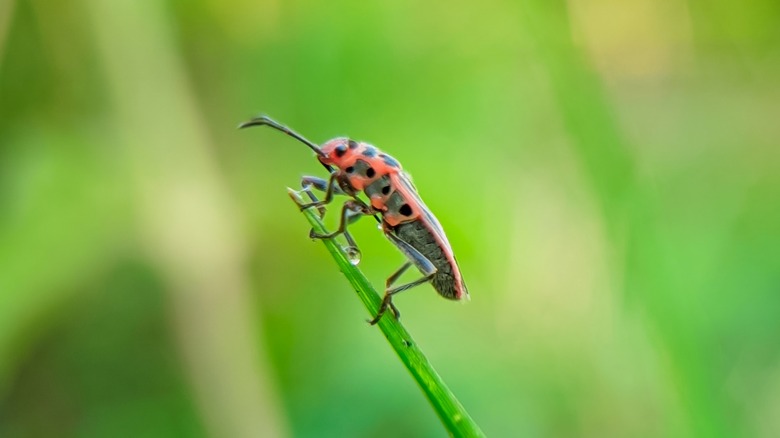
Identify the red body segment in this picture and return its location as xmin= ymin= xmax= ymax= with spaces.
xmin=318 ymin=139 xmax=402 ymax=190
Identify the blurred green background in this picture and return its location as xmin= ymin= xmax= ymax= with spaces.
xmin=1 ymin=0 xmax=779 ymax=437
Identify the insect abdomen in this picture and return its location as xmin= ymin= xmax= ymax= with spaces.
xmin=393 ymin=220 xmax=459 ymax=300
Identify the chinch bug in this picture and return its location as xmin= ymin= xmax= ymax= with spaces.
xmin=240 ymin=115 xmax=469 ymax=324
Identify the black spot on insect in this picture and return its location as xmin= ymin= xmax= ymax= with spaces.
xmin=366 ymin=167 xmax=376 ymax=178
xmin=345 ymin=166 xmax=354 ymax=173
xmin=362 ymin=146 xmax=377 ymax=158
xmin=381 ymin=185 xmax=391 ymax=195
xmin=335 ymin=144 xmax=347 ymax=157
xmin=348 ymin=139 xmax=359 ymax=149
xmin=399 ymin=204 xmax=413 ymax=216
xmin=381 ymin=154 xmax=400 ymax=168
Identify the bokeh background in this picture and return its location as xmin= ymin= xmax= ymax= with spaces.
xmin=1 ymin=0 xmax=779 ymax=437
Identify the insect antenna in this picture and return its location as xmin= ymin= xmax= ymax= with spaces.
xmin=239 ymin=115 xmax=333 ymax=172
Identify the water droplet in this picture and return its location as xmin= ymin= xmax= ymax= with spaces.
xmin=345 ymin=246 xmax=362 ymax=265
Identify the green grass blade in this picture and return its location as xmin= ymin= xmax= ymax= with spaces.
xmin=288 ymin=190 xmax=485 ymax=438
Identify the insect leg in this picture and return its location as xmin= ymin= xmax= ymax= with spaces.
xmin=382 ymin=262 xmax=411 ymax=321
xmin=296 ymin=175 xmax=381 ymax=227
xmin=296 ymin=177 xmax=374 ymax=263
xmin=340 ymin=229 xmax=362 ymax=264
xmin=369 ymin=270 xmax=435 ymax=325
xmin=309 ymin=200 xmax=373 ymax=240
xmin=298 ymin=175 xmax=363 ymax=252
xmin=386 ymin=262 xmax=412 ymax=288
xmin=300 ymin=176 xmax=337 ymax=193
xmin=306 ymin=200 xmax=370 ymax=263
xmin=368 ymin=229 xmax=437 ymax=325
xmin=297 ymin=172 xmax=342 ymax=212
xmin=298 ymin=175 xmax=348 ymax=217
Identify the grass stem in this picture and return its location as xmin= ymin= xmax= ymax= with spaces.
xmin=289 ymin=190 xmax=485 ymax=438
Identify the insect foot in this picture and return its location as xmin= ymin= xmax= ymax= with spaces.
xmin=286 ymin=187 xmax=308 ymax=208
xmin=368 ymin=295 xmax=401 ymax=325
xmin=308 ymin=228 xmax=326 ymax=239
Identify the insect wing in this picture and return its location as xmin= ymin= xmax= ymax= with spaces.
xmin=389 ymin=172 xmax=454 ymax=253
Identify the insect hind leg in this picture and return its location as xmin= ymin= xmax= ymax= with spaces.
xmin=369 ymin=266 xmax=435 ymax=325
xmin=368 ymin=230 xmax=437 ymax=325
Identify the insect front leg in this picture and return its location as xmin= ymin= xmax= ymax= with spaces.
xmin=298 ymin=175 xmax=346 ymax=218
xmin=298 ymin=175 xmax=358 ymax=243
xmin=296 ymin=172 xmax=343 ymax=212
xmin=368 ymin=228 xmax=437 ymax=325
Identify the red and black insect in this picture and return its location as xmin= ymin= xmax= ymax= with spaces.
xmin=240 ymin=115 xmax=469 ymax=324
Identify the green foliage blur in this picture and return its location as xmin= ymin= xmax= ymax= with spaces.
xmin=1 ymin=0 xmax=779 ymax=437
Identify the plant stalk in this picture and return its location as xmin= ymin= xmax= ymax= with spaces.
xmin=289 ymin=189 xmax=485 ymax=438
